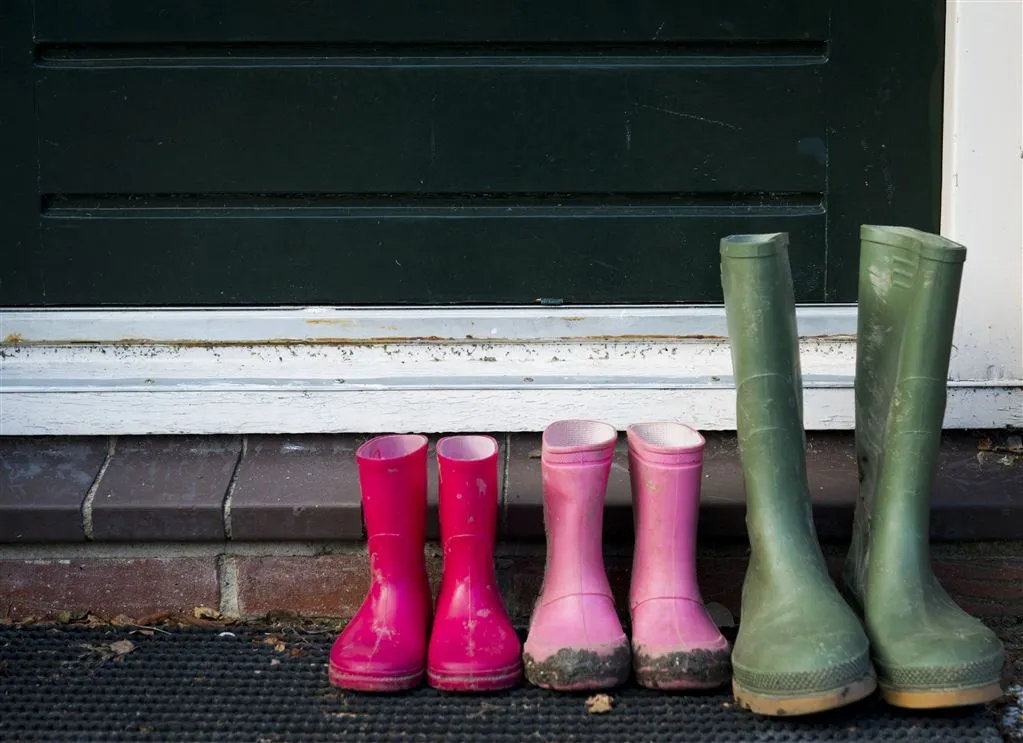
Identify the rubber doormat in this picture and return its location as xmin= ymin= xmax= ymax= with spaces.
xmin=0 ymin=626 xmax=1003 ymax=742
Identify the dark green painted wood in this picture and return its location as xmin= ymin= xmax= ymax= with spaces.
xmin=35 ymin=1 xmax=827 ymax=43
xmin=37 ymin=64 xmax=824 ymax=195
xmin=824 ymin=0 xmax=945 ymax=302
xmin=39 ymin=207 xmax=825 ymax=305
xmin=1 ymin=0 xmax=944 ymax=307
xmin=0 ymin=2 xmax=41 ymax=306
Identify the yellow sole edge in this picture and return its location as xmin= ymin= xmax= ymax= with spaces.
xmin=732 ymin=673 xmax=877 ymax=717
xmin=881 ymin=682 xmax=1003 ymax=709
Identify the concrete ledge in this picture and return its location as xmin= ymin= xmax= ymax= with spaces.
xmin=1 ymin=431 xmax=1020 ymax=543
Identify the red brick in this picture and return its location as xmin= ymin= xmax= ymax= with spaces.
xmin=234 ymin=552 xmax=444 ymax=618
xmin=0 ymin=558 xmax=219 ymax=620
xmin=933 ymin=555 xmax=1023 ymax=617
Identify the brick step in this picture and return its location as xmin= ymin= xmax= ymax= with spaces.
xmin=1 ymin=431 xmax=1021 ymax=543
xmin=3 ymin=543 xmax=1022 ymax=624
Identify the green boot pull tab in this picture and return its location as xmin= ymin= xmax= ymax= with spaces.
xmin=721 ymin=233 xmax=876 ymax=716
xmin=844 ymin=225 xmax=1004 ymax=709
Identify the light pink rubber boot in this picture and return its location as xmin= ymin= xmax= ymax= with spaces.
xmin=427 ymin=435 xmax=522 ymax=691
xmin=329 ymin=434 xmax=432 ymax=692
xmin=627 ymin=422 xmax=731 ymax=690
xmin=522 ymin=419 xmax=631 ymax=690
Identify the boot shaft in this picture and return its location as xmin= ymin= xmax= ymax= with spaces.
xmin=850 ymin=226 xmax=966 ymax=601
xmin=356 ymin=434 xmax=429 ymax=541
xmin=626 ymin=422 xmax=704 ymax=606
xmin=539 ymin=420 xmax=617 ymax=600
xmin=436 ymin=435 xmax=499 ymax=543
xmin=435 ymin=435 xmax=501 ymax=582
xmin=719 ymin=233 xmax=823 ymax=581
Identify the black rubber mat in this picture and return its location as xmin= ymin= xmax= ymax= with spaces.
xmin=0 ymin=626 xmax=1003 ymax=742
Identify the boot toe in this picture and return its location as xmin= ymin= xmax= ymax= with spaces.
xmin=329 ymin=622 xmax=427 ymax=692
xmin=523 ymin=595 xmax=630 ymax=690
xmin=633 ymin=644 xmax=731 ymax=690
xmin=631 ymin=599 xmax=731 ymax=689
xmin=523 ymin=640 xmax=631 ymax=691
xmin=427 ymin=614 xmax=523 ymax=691
xmin=873 ymin=621 xmax=1004 ymax=694
xmin=732 ymin=605 xmax=873 ymax=700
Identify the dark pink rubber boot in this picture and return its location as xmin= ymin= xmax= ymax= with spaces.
xmin=329 ymin=434 xmax=432 ymax=691
xmin=427 ymin=435 xmax=522 ymax=691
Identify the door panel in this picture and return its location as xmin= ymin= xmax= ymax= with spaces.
xmin=1 ymin=0 xmax=944 ymax=306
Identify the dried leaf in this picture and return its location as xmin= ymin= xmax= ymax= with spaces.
xmin=110 ymin=614 xmax=136 ymax=627
xmin=193 ymin=606 xmax=222 ymax=621
xmin=109 ymin=640 xmax=136 ymax=656
xmin=273 ymin=642 xmax=286 ymax=653
xmin=129 ymin=629 xmax=155 ymax=637
xmin=584 ymin=694 xmax=613 ymax=714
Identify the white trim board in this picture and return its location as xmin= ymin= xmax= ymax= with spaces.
xmin=1 ymin=1 xmax=1021 ymax=435
xmin=1 ymin=306 xmax=1020 ymax=434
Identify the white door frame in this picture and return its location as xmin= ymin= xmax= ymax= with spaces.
xmin=1 ymin=0 xmax=1020 ymax=435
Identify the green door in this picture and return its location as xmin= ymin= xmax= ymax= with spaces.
xmin=1 ymin=1 xmax=944 ymax=306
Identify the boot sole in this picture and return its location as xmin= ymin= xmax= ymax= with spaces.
xmin=634 ymin=647 xmax=731 ymax=691
xmin=427 ymin=662 xmax=523 ymax=692
xmin=732 ymin=673 xmax=877 ymax=717
xmin=328 ymin=662 xmax=424 ymax=692
xmin=881 ymin=682 xmax=1003 ymax=709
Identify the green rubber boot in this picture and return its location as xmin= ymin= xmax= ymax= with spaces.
xmin=843 ymin=225 xmax=1004 ymax=709
xmin=721 ymin=233 xmax=876 ymax=717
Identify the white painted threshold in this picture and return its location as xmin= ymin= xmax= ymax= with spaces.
xmin=1 ymin=306 xmax=1020 ymax=435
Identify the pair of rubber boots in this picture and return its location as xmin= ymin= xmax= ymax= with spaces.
xmin=522 ymin=419 xmax=730 ymax=691
xmin=329 ymin=434 xmax=522 ymax=692
xmin=721 ymin=228 xmax=1004 ymax=717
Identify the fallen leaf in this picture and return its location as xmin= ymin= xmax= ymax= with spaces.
xmin=109 ymin=640 xmax=136 ymax=656
xmin=193 ymin=606 xmax=222 ymax=621
xmin=270 ymin=659 xmax=281 ymax=666
xmin=129 ymin=629 xmax=155 ymax=637
xmin=584 ymin=694 xmax=613 ymax=714
xmin=273 ymin=642 xmax=286 ymax=653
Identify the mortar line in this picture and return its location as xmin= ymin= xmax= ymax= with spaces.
xmin=222 ymin=435 xmax=247 ymax=540
xmin=217 ymin=554 xmax=241 ymax=618
xmin=82 ymin=436 xmax=117 ymax=540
